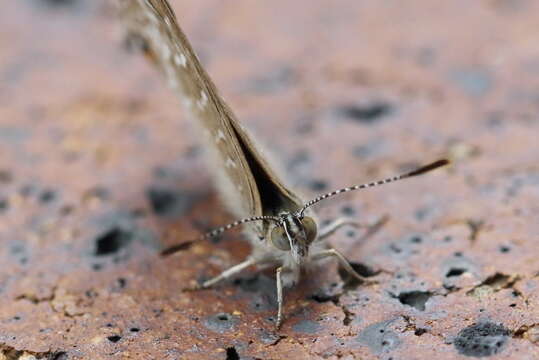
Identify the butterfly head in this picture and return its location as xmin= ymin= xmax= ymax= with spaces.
xmin=270 ymin=212 xmax=318 ymax=265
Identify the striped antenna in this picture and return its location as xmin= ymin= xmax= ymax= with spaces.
xmin=298 ymin=159 xmax=449 ymax=216
xmin=161 ymin=215 xmax=280 ymax=256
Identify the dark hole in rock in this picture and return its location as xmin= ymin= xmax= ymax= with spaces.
xmin=94 ymin=227 xmax=132 ymax=256
xmin=346 ymin=230 xmax=356 ymax=238
xmin=310 ymin=292 xmax=338 ymax=303
xmin=341 ymin=262 xmax=379 ymax=278
xmin=454 ymin=252 xmax=463 ymax=257
xmin=395 ymin=291 xmax=432 ymax=311
xmin=446 ymin=267 xmax=467 ymax=278
xmin=499 ymin=246 xmax=510 ymax=253
xmin=410 ymin=236 xmax=422 ymax=244
xmin=39 ymin=189 xmax=56 ymax=204
xmin=341 ymin=205 xmax=356 ymax=216
xmin=444 ymin=236 xmax=453 ymax=242
xmin=208 ymin=234 xmax=223 ymax=244
xmin=415 ymin=207 xmax=430 ymax=221
xmin=339 ymin=262 xmax=380 ymax=290
xmin=415 ymin=328 xmax=427 ymax=336
xmin=308 ymin=179 xmax=328 ymax=191
xmin=116 ymin=278 xmax=127 ymax=289
xmin=482 ymin=273 xmax=511 ymax=288
xmin=51 ymin=352 xmax=68 ymax=360
xmin=147 ymin=188 xmax=179 ymax=215
xmin=130 ymin=327 xmax=140 ymax=332
xmin=85 ymin=289 xmax=97 ymax=298
xmin=337 ymin=102 xmax=393 ymax=124
xmin=0 ymin=198 xmax=8 ymax=213
xmin=389 ymin=244 xmax=402 ymax=254
xmin=234 ymin=275 xmax=267 ymax=292
xmin=226 ymin=346 xmax=240 ymax=360
xmin=107 ymin=335 xmax=122 ymax=343
xmin=92 ymin=263 xmax=103 ymax=271
xmin=146 ymin=187 xmax=194 ymax=218
xmin=218 ymin=314 xmax=231 ymax=321
xmin=454 ymin=322 xmax=510 ymax=357
xmin=204 ymin=313 xmax=237 ymax=333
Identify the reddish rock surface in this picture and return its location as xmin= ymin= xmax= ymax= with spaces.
xmin=1 ymin=0 xmax=538 ymax=359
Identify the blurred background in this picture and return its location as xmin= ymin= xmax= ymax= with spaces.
xmin=1 ymin=0 xmax=538 ymax=359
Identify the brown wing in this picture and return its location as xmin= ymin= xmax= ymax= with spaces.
xmin=118 ymin=0 xmax=304 ymax=237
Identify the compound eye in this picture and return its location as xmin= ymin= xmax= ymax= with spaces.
xmin=271 ymin=226 xmax=290 ymax=251
xmin=301 ymin=216 xmax=318 ymax=244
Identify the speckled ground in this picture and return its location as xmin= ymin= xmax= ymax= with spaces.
xmin=1 ymin=0 xmax=539 ymax=359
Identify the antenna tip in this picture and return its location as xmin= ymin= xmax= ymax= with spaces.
xmin=408 ymin=159 xmax=450 ymax=177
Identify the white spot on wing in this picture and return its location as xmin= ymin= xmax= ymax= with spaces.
xmin=215 ymin=129 xmax=226 ymax=142
xmin=196 ymin=90 xmax=208 ymax=109
xmin=173 ymin=53 xmax=187 ymax=67
xmin=225 ymin=158 xmax=237 ymax=168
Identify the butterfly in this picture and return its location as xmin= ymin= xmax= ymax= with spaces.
xmin=118 ymin=0 xmax=449 ymax=328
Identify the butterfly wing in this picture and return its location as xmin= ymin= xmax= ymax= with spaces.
xmin=118 ymin=0 xmax=305 ymax=239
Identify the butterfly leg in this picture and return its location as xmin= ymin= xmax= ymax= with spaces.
xmin=318 ymin=215 xmax=389 ymax=240
xmin=312 ymin=248 xmax=373 ymax=284
xmin=276 ymin=266 xmax=284 ymax=329
xmin=187 ymin=257 xmax=256 ymax=290
xmin=318 ymin=218 xmax=369 ymax=239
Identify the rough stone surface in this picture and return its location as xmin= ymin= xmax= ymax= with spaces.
xmin=1 ymin=0 xmax=539 ymax=359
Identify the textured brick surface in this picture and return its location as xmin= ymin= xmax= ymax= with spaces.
xmin=1 ymin=0 xmax=538 ymax=359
